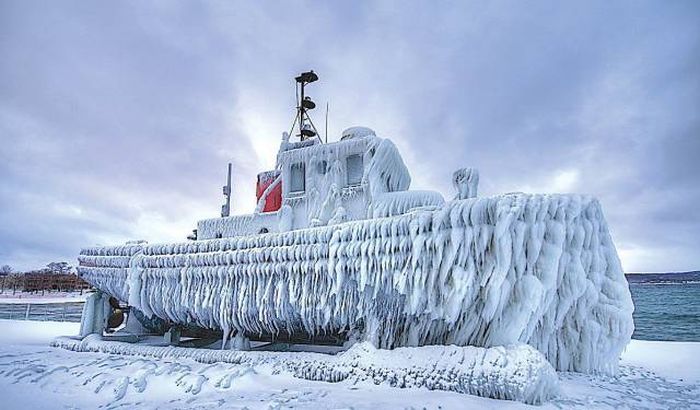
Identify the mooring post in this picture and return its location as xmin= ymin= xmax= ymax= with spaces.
xmin=79 ymin=291 xmax=108 ymax=338
xmin=230 ymin=332 xmax=251 ymax=351
xmin=164 ymin=326 xmax=181 ymax=346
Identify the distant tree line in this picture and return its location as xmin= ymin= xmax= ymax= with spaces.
xmin=0 ymin=262 xmax=91 ymax=295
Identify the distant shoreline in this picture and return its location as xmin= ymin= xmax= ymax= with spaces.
xmin=626 ymin=271 xmax=700 ymax=284
xmin=628 ymin=280 xmax=700 ymax=286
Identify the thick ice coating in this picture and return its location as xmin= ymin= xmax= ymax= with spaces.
xmin=52 ymin=336 xmax=559 ymax=405
xmin=78 ymin=193 xmax=634 ymax=374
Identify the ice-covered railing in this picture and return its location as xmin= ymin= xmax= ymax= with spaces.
xmin=80 ymin=244 xmax=143 ymax=257
xmin=370 ymin=190 xmax=445 ymax=218
xmin=78 ymin=193 xmax=634 ymax=374
xmin=198 ymin=212 xmax=279 ymax=240
xmin=52 ymin=336 xmax=559 ymax=404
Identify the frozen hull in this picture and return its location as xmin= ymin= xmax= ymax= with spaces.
xmin=78 ymin=193 xmax=633 ymax=373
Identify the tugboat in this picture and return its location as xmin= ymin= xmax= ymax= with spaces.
xmin=77 ymin=71 xmax=633 ymax=374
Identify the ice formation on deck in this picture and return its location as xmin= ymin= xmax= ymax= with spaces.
xmin=52 ymin=336 xmax=558 ymax=404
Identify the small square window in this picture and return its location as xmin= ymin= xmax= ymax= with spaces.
xmin=290 ymin=163 xmax=305 ymax=193
xmin=346 ymin=154 xmax=363 ymax=186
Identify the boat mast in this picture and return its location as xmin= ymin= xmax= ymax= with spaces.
xmin=294 ymin=70 xmax=320 ymax=141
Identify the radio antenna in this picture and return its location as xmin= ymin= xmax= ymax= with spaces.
xmin=325 ymin=102 xmax=329 ymax=143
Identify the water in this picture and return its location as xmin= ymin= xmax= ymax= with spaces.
xmin=0 ymin=284 xmax=697 ymax=341
xmin=0 ymin=302 xmax=84 ymax=322
xmin=630 ymin=282 xmax=700 ymax=342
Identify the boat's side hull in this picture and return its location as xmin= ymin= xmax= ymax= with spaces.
xmin=78 ymin=193 xmax=634 ymax=373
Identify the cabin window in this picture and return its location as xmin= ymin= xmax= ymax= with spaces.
xmin=317 ymin=160 xmax=328 ymax=175
xmin=290 ymin=162 xmax=305 ymax=193
xmin=346 ymin=154 xmax=363 ymax=186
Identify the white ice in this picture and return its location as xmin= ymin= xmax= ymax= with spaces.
xmin=78 ymin=193 xmax=634 ymax=374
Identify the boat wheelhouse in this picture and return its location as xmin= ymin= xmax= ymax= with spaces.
xmin=197 ymin=125 xmax=444 ymax=240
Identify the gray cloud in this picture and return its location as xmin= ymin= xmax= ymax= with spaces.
xmin=1 ymin=0 xmax=698 ymax=272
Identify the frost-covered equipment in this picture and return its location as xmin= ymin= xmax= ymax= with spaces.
xmin=76 ymin=72 xmax=634 ymax=377
xmin=295 ymin=70 xmax=320 ymax=141
xmin=221 ymin=163 xmax=232 ymax=218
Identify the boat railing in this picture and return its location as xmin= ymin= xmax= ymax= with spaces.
xmin=0 ymin=301 xmax=84 ymax=323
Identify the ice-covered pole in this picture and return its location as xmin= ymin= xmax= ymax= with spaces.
xmin=78 ymin=291 xmax=109 ymax=338
xmin=221 ymin=163 xmax=232 ymax=217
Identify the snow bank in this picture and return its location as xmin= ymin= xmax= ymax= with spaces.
xmin=621 ymin=340 xmax=700 ymax=383
xmin=52 ymin=336 xmax=558 ymax=404
xmin=0 ymin=319 xmax=79 ymax=346
xmin=78 ymin=193 xmax=633 ymax=374
xmin=292 ymin=342 xmax=559 ymax=404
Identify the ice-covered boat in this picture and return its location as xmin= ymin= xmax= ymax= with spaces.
xmin=76 ymin=71 xmax=634 ymax=375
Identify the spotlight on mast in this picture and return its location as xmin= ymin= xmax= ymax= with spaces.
xmin=295 ymin=70 xmax=318 ymax=84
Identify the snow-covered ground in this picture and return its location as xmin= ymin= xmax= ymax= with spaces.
xmin=0 ymin=320 xmax=698 ymax=409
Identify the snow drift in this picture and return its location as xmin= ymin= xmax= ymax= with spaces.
xmin=52 ymin=335 xmax=558 ymax=404
xmin=78 ymin=193 xmax=633 ymax=374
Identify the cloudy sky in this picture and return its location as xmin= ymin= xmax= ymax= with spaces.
xmin=1 ymin=0 xmax=698 ymax=273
